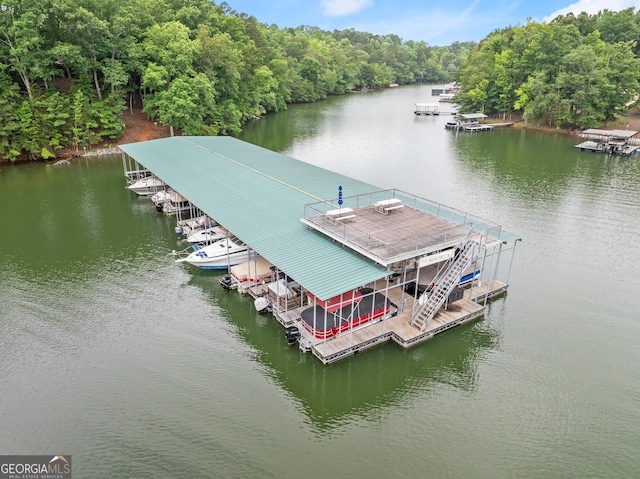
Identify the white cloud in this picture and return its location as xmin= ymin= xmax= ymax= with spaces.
xmin=544 ymin=0 xmax=639 ymax=22
xmin=321 ymin=0 xmax=374 ymax=17
xmin=348 ymin=0 xmax=510 ymax=45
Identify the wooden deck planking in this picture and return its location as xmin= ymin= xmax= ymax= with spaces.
xmin=244 ymin=259 xmax=509 ymax=363
xmin=264 ymin=203 xmax=509 ymax=362
xmin=307 ymin=279 xmax=506 ymax=363
xmin=305 ymin=204 xmax=472 ymax=263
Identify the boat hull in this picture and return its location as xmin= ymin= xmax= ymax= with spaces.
xmin=186 ymin=226 xmax=227 ymax=244
xmin=176 ymin=239 xmax=258 ymax=269
xmin=127 ymin=177 xmax=165 ymax=195
xmin=180 ymin=251 xmax=258 ymax=269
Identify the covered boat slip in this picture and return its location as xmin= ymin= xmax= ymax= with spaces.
xmin=300 ymin=292 xmax=393 ymax=339
xmin=443 ymin=113 xmax=515 ymax=132
xmin=228 ymin=257 xmax=274 ymax=292
xmin=414 ymin=103 xmax=440 ymax=115
xmin=120 ymin=136 xmax=519 ymax=363
xmin=275 ymin=277 xmax=508 ymax=364
xmin=574 ymin=128 xmax=638 ymax=156
xmin=120 ymin=136 xmax=389 ymax=301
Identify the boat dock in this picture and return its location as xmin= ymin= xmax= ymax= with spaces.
xmin=445 ymin=114 xmax=512 ymax=132
xmin=574 ymin=129 xmax=638 ymax=156
xmin=261 ymin=277 xmax=506 ymax=364
xmin=463 ymin=122 xmax=514 ymax=132
xmin=438 ymin=93 xmax=456 ymax=102
xmin=461 ymin=124 xmax=494 ymax=132
xmin=432 ymin=83 xmax=459 ymax=96
xmin=280 ymin=195 xmax=514 ymax=363
xmin=119 ymin=137 xmax=520 ymax=364
xmin=414 ymin=103 xmax=440 ymax=115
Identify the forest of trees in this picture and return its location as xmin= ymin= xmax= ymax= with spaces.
xmin=3 ymin=1 xmax=640 ymax=162
xmin=0 ymin=0 xmax=473 ymax=161
xmin=453 ymin=8 xmax=640 ymax=129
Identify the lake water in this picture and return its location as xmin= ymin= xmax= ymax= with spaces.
xmin=1 ymin=84 xmax=639 ymax=478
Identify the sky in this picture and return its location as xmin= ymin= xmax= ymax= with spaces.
xmin=222 ymin=0 xmax=640 ymax=46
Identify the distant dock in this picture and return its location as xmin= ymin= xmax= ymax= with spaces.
xmin=445 ymin=113 xmax=512 ymax=132
xmin=438 ymin=93 xmax=456 ymax=102
xmin=574 ymin=129 xmax=638 ymax=156
xmin=463 ymin=122 xmax=514 ymax=132
xmin=414 ymin=103 xmax=440 ymax=115
xmin=432 ymin=83 xmax=459 ymax=96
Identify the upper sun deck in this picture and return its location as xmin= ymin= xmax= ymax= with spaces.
xmin=302 ymin=189 xmax=503 ymax=266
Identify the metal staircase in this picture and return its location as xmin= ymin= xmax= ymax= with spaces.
xmin=411 ymin=230 xmax=481 ymax=331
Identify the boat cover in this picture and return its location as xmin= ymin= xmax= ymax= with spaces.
xmin=268 ymin=279 xmax=294 ymax=298
xmin=301 ymin=292 xmax=389 ymax=331
xmin=305 ymin=290 xmax=362 ymax=313
xmin=230 ymin=257 xmax=273 ymax=284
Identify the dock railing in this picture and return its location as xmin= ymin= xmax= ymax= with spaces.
xmin=302 ymin=189 xmax=502 ymax=264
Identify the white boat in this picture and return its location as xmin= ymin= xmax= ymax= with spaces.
xmin=125 ymin=169 xmax=151 ymax=182
xmin=162 ymin=192 xmax=191 ymax=215
xmin=220 ymin=257 xmax=274 ymax=292
xmin=126 ymin=176 xmax=165 ymax=195
xmin=175 ymin=237 xmax=258 ymax=269
xmin=175 ymin=215 xmax=216 ymax=238
xmin=151 ymin=188 xmax=172 ymax=204
xmin=151 ymin=189 xmax=174 ymax=211
xmin=186 ymin=225 xmax=228 ymax=244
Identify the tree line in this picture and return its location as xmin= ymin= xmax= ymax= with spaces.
xmin=0 ymin=0 xmax=473 ymax=161
xmin=454 ymin=8 xmax=640 ymax=129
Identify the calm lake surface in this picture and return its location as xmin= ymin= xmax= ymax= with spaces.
xmin=2 ymin=84 xmax=639 ymax=478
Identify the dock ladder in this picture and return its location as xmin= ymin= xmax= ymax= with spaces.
xmin=410 ymin=229 xmax=481 ymax=331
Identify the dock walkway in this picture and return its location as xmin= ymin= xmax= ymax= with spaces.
xmin=120 ymin=138 xmax=520 ymax=365
xmin=444 ymin=114 xmax=513 ymax=132
xmin=265 ymin=279 xmax=506 ymax=364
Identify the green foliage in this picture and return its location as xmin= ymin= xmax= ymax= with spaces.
xmin=70 ymin=88 xmax=91 ymax=151
xmin=3 ymin=0 xmax=640 ymax=160
xmin=40 ymin=147 xmax=55 ymax=159
xmin=456 ymin=11 xmax=640 ymax=128
xmin=1 ymin=0 xmax=472 ymax=159
xmin=0 ymin=78 xmax=23 ymax=161
xmin=12 ymin=0 xmax=640 ymax=159
xmin=16 ymin=100 xmax=41 ymax=158
xmin=93 ymin=94 xmax=127 ymax=138
xmin=143 ymin=21 xmax=197 ymax=80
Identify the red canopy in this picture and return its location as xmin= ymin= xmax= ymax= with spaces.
xmin=306 ymin=290 xmax=363 ymax=313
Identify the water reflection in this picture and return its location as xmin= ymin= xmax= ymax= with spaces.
xmin=190 ymin=274 xmax=501 ymax=431
xmin=450 ymin=128 xmax=640 ymax=207
xmin=236 ymin=97 xmax=349 ymax=153
xmin=4 ymin=87 xmax=640 ymax=478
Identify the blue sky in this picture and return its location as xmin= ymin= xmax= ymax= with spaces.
xmin=223 ymin=0 xmax=639 ymax=46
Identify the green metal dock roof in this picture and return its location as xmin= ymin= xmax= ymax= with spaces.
xmin=119 ymin=136 xmax=390 ymax=300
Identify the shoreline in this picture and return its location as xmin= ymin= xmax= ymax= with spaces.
xmin=3 ymin=106 xmax=639 ymax=164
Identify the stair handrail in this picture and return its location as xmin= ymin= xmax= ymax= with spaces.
xmin=410 ymin=227 xmax=481 ymax=330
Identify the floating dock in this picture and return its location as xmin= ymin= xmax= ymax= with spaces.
xmin=574 ymin=129 xmax=638 ymax=156
xmin=119 ymin=137 xmax=520 ymax=364
xmin=445 ymin=114 xmax=512 ymax=132
xmin=432 ymin=83 xmax=459 ymax=96
xmin=438 ymin=93 xmax=456 ymax=102
xmin=414 ymin=103 xmax=440 ymax=115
